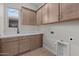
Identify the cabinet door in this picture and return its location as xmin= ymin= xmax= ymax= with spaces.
xmin=42 ymin=4 xmax=49 ymax=24
xmin=22 ymin=7 xmax=36 ymax=25
xmin=0 ymin=40 xmax=1 ymax=53
xmin=19 ymin=37 xmax=30 ymax=53
xmin=30 ymin=35 xmax=42 ymax=50
xmin=34 ymin=35 xmax=42 ymax=48
xmin=48 ymin=3 xmax=59 ymax=23
xmin=1 ymin=40 xmax=18 ymax=56
xmin=29 ymin=11 xmax=36 ymax=25
xmin=22 ymin=8 xmax=30 ymax=25
xmin=36 ymin=9 xmax=42 ymax=25
xmin=60 ymin=3 xmax=79 ymax=21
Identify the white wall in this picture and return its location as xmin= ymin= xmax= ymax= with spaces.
xmin=4 ymin=3 xmax=21 ymax=35
xmin=20 ymin=25 xmax=40 ymax=34
xmin=4 ymin=3 xmax=39 ymax=35
xmin=0 ymin=4 xmax=5 ymax=35
xmin=39 ymin=20 xmax=79 ymax=56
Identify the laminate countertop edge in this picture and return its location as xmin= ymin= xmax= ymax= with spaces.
xmin=0 ymin=33 xmax=43 ymax=39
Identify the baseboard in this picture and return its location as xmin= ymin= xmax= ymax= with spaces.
xmin=43 ymin=45 xmax=56 ymax=56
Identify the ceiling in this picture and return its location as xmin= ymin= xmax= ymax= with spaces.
xmin=22 ymin=3 xmax=45 ymax=10
xmin=30 ymin=3 xmax=44 ymax=8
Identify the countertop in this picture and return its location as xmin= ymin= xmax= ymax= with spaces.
xmin=0 ymin=33 xmax=43 ymax=38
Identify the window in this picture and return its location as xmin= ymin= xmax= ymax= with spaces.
xmin=8 ymin=8 xmax=19 ymax=18
xmin=8 ymin=8 xmax=19 ymax=28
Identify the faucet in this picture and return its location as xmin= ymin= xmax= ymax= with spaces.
xmin=17 ymin=26 xmax=20 ymax=34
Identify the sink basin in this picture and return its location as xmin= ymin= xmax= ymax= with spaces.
xmin=56 ymin=40 xmax=69 ymax=56
xmin=57 ymin=40 xmax=69 ymax=46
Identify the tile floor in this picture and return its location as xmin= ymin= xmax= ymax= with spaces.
xmin=20 ymin=48 xmax=56 ymax=56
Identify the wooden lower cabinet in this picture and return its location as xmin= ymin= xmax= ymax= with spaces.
xmin=19 ymin=37 xmax=30 ymax=53
xmin=30 ymin=34 xmax=42 ymax=50
xmin=0 ymin=34 xmax=43 ymax=56
xmin=0 ymin=38 xmax=18 ymax=55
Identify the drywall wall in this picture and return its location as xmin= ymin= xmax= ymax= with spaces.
xmin=20 ymin=25 xmax=40 ymax=34
xmin=4 ymin=3 xmax=39 ymax=35
xmin=0 ymin=4 xmax=5 ymax=35
xmin=39 ymin=20 xmax=79 ymax=56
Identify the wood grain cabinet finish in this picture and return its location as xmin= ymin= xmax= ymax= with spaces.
xmin=19 ymin=34 xmax=42 ymax=53
xmin=42 ymin=4 xmax=49 ymax=24
xmin=19 ymin=36 xmax=30 ymax=53
xmin=0 ymin=37 xmax=19 ymax=56
xmin=22 ymin=3 xmax=79 ymax=25
xmin=36 ymin=9 xmax=42 ymax=25
xmin=34 ymin=35 xmax=42 ymax=48
xmin=0 ymin=34 xmax=43 ymax=56
xmin=48 ymin=3 xmax=59 ymax=23
xmin=22 ymin=7 xmax=36 ymax=25
xmin=28 ymin=10 xmax=36 ymax=25
xmin=37 ymin=3 xmax=59 ymax=24
xmin=60 ymin=3 xmax=79 ymax=21
xmin=30 ymin=34 xmax=43 ymax=50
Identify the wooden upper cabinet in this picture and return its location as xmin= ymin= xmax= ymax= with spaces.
xmin=21 ymin=7 xmax=36 ymax=25
xmin=29 ymin=11 xmax=36 ymax=25
xmin=60 ymin=3 xmax=79 ymax=21
xmin=22 ymin=7 xmax=30 ymax=25
xmin=48 ymin=3 xmax=59 ymax=23
xmin=42 ymin=4 xmax=49 ymax=24
xmin=36 ymin=8 xmax=42 ymax=25
xmin=21 ymin=3 xmax=79 ymax=25
xmin=37 ymin=3 xmax=59 ymax=24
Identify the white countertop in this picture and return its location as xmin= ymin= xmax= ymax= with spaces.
xmin=0 ymin=33 xmax=43 ymax=38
